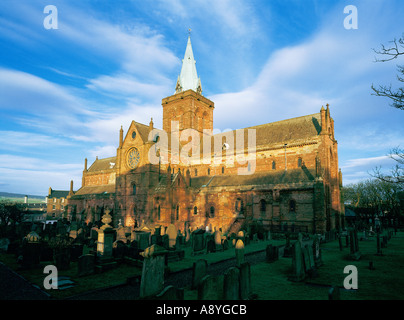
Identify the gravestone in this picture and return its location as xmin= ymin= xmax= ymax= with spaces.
xmin=77 ymin=254 xmax=95 ymax=277
xmin=266 ymin=244 xmax=279 ymax=263
xmin=239 ymin=262 xmax=251 ymax=300
xmin=235 ymin=239 xmax=245 ymax=267
xmin=192 ymin=259 xmax=208 ymax=289
xmin=97 ymin=211 xmax=114 ymax=258
xmin=116 ymin=226 xmax=127 ymax=243
xmin=328 ymin=286 xmax=340 ymax=300
xmin=69 ymin=222 xmax=78 ymax=239
xmin=133 ymin=231 xmax=151 ymax=251
xmin=283 ymin=232 xmax=292 ymax=257
xmin=166 ymin=224 xmax=177 ymax=249
xmin=223 ymin=267 xmax=240 ymax=300
xmin=312 ymin=234 xmax=323 ymax=267
xmin=198 ymin=275 xmax=221 ymax=300
xmin=338 ymin=234 xmax=343 ymax=251
xmin=191 ymin=229 xmax=206 ymax=255
xmin=22 ymin=232 xmax=42 ymax=269
xmin=161 ymin=234 xmax=169 ymax=250
xmin=302 ymin=245 xmax=311 ymax=274
xmin=289 ymin=240 xmax=305 ymax=282
xmin=113 ymin=240 xmax=127 ymax=260
xmin=0 ymin=238 xmax=10 ymax=253
xmin=376 ymin=232 xmax=383 ymax=256
xmin=214 ymin=229 xmax=223 ymax=251
xmin=139 ymin=244 xmax=168 ymax=299
xmin=154 ymin=285 xmax=184 ymax=300
xmin=206 ymin=239 xmax=216 ymax=253
xmin=349 ymin=229 xmax=361 ymax=261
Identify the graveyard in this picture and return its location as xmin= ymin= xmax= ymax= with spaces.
xmin=1 ymin=213 xmax=404 ymax=300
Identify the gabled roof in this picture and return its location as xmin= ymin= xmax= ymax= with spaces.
xmin=209 ymin=113 xmax=322 ymax=152
xmin=153 ymin=167 xmax=316 ymax=192
xmin=73 ymin=184 xmax=116 ymax=196
xmin=49 ymin=190 xmax=69 ymax=199
xmin=87 ymin=156 xmax=117 ymax=172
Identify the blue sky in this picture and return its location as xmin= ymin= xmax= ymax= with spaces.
xmin=0 ymin=0 xmax=403 ymax=195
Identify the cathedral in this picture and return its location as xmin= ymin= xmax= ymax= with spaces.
xmin=66 ymin=36 xmax=344 ymax=234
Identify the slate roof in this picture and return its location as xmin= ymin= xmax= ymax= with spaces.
xmin=49 ymin=190 xmax=69 ymax=199
xmin=207 ymin=113 xmax=322 ymax=152
xmin=87 ymin=156 xmax=117 ymax=172
xmin=154 ymin=167 xmax=316 ymax=192
xmin=73 ymin=184 xmax=116 ymax=196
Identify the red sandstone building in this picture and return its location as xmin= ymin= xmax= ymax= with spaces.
xmin=66 ymin=36 xmax=344 ymax=234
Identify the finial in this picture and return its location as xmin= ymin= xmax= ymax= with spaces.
xmin=188 ymin=28 xmax=191 ymax=37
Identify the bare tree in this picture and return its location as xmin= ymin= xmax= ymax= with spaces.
xmin=372 ymin=147 xmax=404 ymax=185
xmin=371 ymin=34 xmax=404 ymax=110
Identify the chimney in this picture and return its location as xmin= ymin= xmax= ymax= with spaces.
xmin=84 ymin=158 xmax=88 ymax=171
xmin=320 ymin=106 xmax=327 ymax=135
xmin=48 ymin=187 xmax=52 ymax=197
xmin=186 ymin=169 xmax=191 ymax=186
xmin=167 ymin=165 xmax=172 ymax=186
xmin=149 ymin=118 xmax=154 ymax=131
xmin=119 ymin=126 xmax=123 ymax=148
xmin=69 ymin=180 xmax=74 ymax=196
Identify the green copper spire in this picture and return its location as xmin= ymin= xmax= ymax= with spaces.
xmin=175 ymin=35 xmax=202 ymax=95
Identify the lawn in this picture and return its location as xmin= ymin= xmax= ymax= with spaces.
xmin=1 ymin=231 xmax=403 ymax=300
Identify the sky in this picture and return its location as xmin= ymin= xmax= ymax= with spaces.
xmin=0 ymin=0 xmax=403 ymax=196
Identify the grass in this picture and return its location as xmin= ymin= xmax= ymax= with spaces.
xmin=249 ymin=231 xmax=404 ymax=300
xmin=1 ymin=231 xmax=403 ymax=300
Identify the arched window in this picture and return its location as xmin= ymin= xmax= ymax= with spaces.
xmin=176 ymin=204 xmax=180 ymax=220
xmin=157 ymin=205 xmax=161 ymax=220
xmin=235 ymin=198 xmax=244 ymax=212
xmin=298 ymin=158 xmax=302 ymax=167
xmin=193 ymin=206 xmax=198 ymax=215
xmin=222 ymin=167 xmax=225 ymax=174
xmin=210 ymin=206 xmax=215 ymax=218
xmin=208 ymin=168 xmax=210 ymax=175
xmin=133 ymin=184 xmax=136 ymax=195
xmin=272 ymin=161 xmax=276 ymax=170
xmin=259 ymin=199 xmax=266 ymax=216
xmin=195 ymin=168 xmax=198 ymax=176
xmin=289 ymin=200 xmax=296 ymax=212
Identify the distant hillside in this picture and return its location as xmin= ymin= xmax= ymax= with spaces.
xmin=0 ymin=192 xmax=45 ymax=202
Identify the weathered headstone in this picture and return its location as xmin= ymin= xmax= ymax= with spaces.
xmin=77 ymin=254 xmax=95 ymax=277
xmin=198 ymin=275 xmax=221 ymax=300
xmin=191 ymin=229 xmax=206 ymax=255
xmin=133 ymin=231 xmax=151 ymax=251
xmin=328 ymin=286 xmax=340 ymax=300
xmin=289 ymin=240 xmax=305 ymax=282
xmin=154 ymin=285 xmax=184 ymax=300
xmin=97 ymin=211 xmax=114 ymax=258
xmin=166 ymin=224 xmax=177 ymax=249
xmin=312 ymin=234 xmax=323 ymax=267
xmin=239 ymin=262 xmax=251 ymax=300
xmin=192 ymin=259 xmax=208 ymax=289
xmin=235 ymin=239 xmax=245 ymax=267
xmin=214 ymin=229 xmax=223 ymax=251
xmin=266 ymin=244 xmax=279 ymax=263
xmin=0 ymin=238 xmax=10 ymax=253
xmin=302 ymin=245 xmax=311 ymax=274
xmin=139 ymin=244 xmax=168 ymax=298
xmin=349 ymin=229 xmax=361 ymax=260
xmin=223 ymin=267 xmax=240 ymax=300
